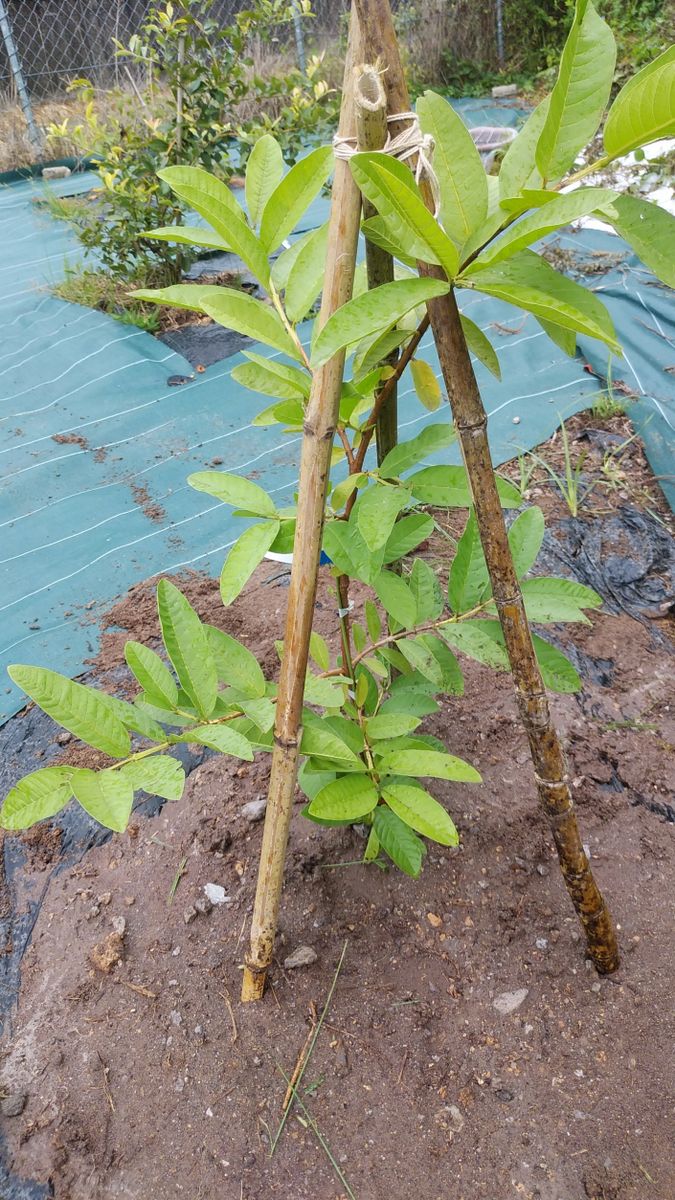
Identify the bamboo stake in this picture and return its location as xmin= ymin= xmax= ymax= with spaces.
xmin=354 ymin=64 xmax=397 ymax=465
xmin=241 ymin=14 xmax=364 ymax=1002
xmin=353 ymin=0 xmax=619 ymax=974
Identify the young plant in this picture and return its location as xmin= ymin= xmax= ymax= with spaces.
xmin=4 ymin=1 xmax=674 ymax=996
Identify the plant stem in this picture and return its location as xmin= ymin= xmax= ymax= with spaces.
xmin=353 ymin=0 xmax=619 ymax=975
xmin=241 ymin=14 xmax=364 ymax=1003
xmin=354 ymin=62 xmax=397 ymax=466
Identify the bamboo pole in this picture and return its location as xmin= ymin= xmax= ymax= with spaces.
xmin=241 ymin=13 xmax=364 ymax=1002
xmin=353 ymin=0 xmax=619 ymax=974
xmin=354 ymin=64 xmax=397 ymax=465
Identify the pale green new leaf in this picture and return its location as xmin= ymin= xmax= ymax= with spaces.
xmin=374 ymin=570 xmax=418 ymax=628
xmin=143 ymin=225 xmax=230 ymax=251
xmin=357 ymin=485 xmax=410 ymax=553
xmin=205 ymin=625 xmax=266 ymax=698
xmin=308 ymin=775 xmax=378 ymax=822
xmin=260 ymin=145 xmax=334 ymax=252
xmin=469 ymin=187 xmax=618 ymax=270
xmin=350 ymin=152 xmax=460 ymax=278
xmin=1 ymin=767 xmax=73 ymax=830
xmin=124 ymin=641 xmax=178 ymax=710
xmin=466 ymin=250 xmax=621 ymax=354
xmin=220 ymin=520 xmax=280 ymax=605
xmin=311 ymin=277 xmax=449 ymax=368
xmin=157 ymin=580 xmax=217 ymax=718
xmin=536 ymin=0 xmax=616 ymax=182
xmin=382 ymin=780 xmax=459 ymax=846
xmin=284 ymin=222 xmax=330 ymax=323
xmin=233 ymin=354 xmax=310 ymax=401
xmin=132 ymin=285 xmax=301 ymax=360
xmin=410 ymin=359 xmax=442 ymax=410
xmin=600 ymin=194 xmax=675 ymax=289
xmin=245 ymin=134 xmax=284 ymax=228
xmin=499 ymin=96 xmax=550 ymax=199
xmin=460 ymin=314 xmax=501 ymax=379
xmin=158 ymin=166 xmax=270 ymax=284
xmin=603 ymin=44 xmax=675 ymax=159
xmin=448 ymin=510 xmax=491 ymax=613
xmin=410 ymin=465 xmax=521 ymax=508
xmin=8 ymin=665 xmax=130 ymax=758
xmin=71 ymin=769 xmax=134 ymax=833
xmin=377 ymin=748 xmax=481 ymax=783
xmin=508 ymin=505 xmax=546 ymax=576
xmin=188 ymin=470 xmax=278 ymax=518
xmin=417 ymin=89 xmax=488 ymax=245
xmin=373 ymin=806 xmax=425 ymax=877
xmin=121 ymin=756 xmax=185 ymax=801
xmin=270 ymin=225 xmax=319 ymax=289
xmin=309 ymin=631 xmax=330 ymax=672
xmin=520 ymin=577 xmax=602 ymax=623
xmin=187 ymin=724 xmax=254 ymax=759
xmin=379 ymin=422 xmax=456 ymax=478
xmin=537 ymin=317 xmax=576 ymax=356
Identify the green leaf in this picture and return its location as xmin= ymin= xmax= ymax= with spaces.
xmin=361 ymin=215 xmax=418 ymax=267
xmin=603 ymin=44 xmax=675 ymax=159
xmin=304 ymin=674 xmax=347 ymax=708
xmin=301 ymin=724 xmax=363 ymax=766
xmin=379 ymin=422 xmax=455 ymax=478
xmin=311 ymin=277 xmax=449 ymax=369
xmin=233 ymin=355 xmax=310 ymax=402
xmin=322 ymin=520 xmax=380 ymax=584
xmin=469 ymin=187 xmax=618 ymax=270
xmin=379 ymin=690 xmax=439 ymax=718
xmin=8 ymin=665 xmax=130 ymax=758
xmin=157 ymin=580 xmax=217 ymax=718
xmin=71 ymin=769 xmax=134 ymax=833
xmin=357 ymin=485 xmax=410 ymax=553
xmin=1 ymin=767 xmax=73 ymax=830
xmin=309 ymin=631 xmax=330 ymax=672
xmin=416 ymin=634 xmax=464 ymax=694
xmin=245 ymin=134 xmax=284 ymax=228
xmin=143 ymin=225 xmax=230 ymax=251
xmin=107 ymin=696 xmax=166 ymax=744
xmin=350 ymin=152 xmax=460 ymax=278
xmin=461 ymin=315 xmax=501 ymax=379
xmin=284 ymin=222 xmax=330 ymax=323
xmin=186 ymin=724 xmax=254 ymax=759
xmin=382 ymin=513 xmax=434 ymax=563
xmin=374 ymin=570 xmax=418 ymax=628
xmin=409 ymin=558 xmax=443 ymax=622
xmin=308 ymin=775 xmax=378 ymax=822
xmin=330 ymin=473 xmax=366 ymax=511
xmin=409 ymin=465 xmax=520 ymax=508
xmin=124 ymin=641 xmax=178 ymax=710
xmin=377 ymin=748 xmax=481 ymax=782
xmin=397 ymin=637 xmax=444 ymax=686
xmin=448 ymin=510 xmax=491 ymax=613
xmin=353 ymin=325 xmax=411 ymax=381
xmin=205 ymin=625 xmax=266 ymax=698
xmin=373 ymin=806 xmax=425 ymax=877
xmin=537 ymin=317 xmax=576 ymax=356
xmin=382 ymin=780 xmax=459 ymax=846
xmin=520 ymin=577 xmax=602 ymax=623
xmin=365 ymin=599 xmax=382 ymax=644
xmin=440 ymin=620 xmax=511 ymax=669
xmin=364 ymin=825 xmax=381 ymax=861
xmin=260 ymin=146 xmax=334 ymax=252
xmin=220 ymin=521 xmax=281 ymax=605
xmin=121 ymin=755 xmax=185 ymax=800
xmin=466 ymin=250 xmax=621 ymax=354
xmin=410 ymin=359 xmax=442 ymax=410
xmin=158 ymin=166 xmax=270 ymax=284
xmin=508 ymin=505 xmax=546 ymax=577
xmin=237 ymin=696 xmax=276 ymax=732
xmin=366 ymin=713 xmax=421 ymax=740
xmin=188 ymin=471 xmax=278 ymax=518
xmin=417 ymin=90 xmax=488 ymax=246
xmin=499 ymin=97 xmax=550 ymax=200
xmin=601 ymin=194 xmax=675 ymax=289
xmin=536 ymin=0 xmax=616 ymax=181
xmin=270 ymin=224 xmax=325 ymax=290
xmin=532 ymin=634 xmax=581 ymax=692
xmin=133 ymin=285 xmax=301 ymax=360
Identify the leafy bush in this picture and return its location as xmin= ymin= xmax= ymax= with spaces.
xmin=47 ymin=0 xmax=336 ymax=285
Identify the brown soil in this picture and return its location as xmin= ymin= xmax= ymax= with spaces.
xmin=1 ymin=422 xmax=674 ymax=1200
xmin=51 ymin=432 xmax=89 ymax=450
xmin=129 ymin=482 xmax=168 ymax=525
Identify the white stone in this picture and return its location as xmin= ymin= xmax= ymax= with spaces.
xmin=493 ymin=988 xmax=529 ymax=1015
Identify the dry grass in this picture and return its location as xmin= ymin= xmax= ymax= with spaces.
xmin=0 ymin=90 xmax=127 ymax=172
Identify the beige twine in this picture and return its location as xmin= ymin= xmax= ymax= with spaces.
xmin=333 ymin=111 xmax=441 ymax=218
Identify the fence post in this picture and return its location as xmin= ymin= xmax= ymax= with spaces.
xmin=0 ymin=0 xmax=43 ymax=154
xmin=292 ymin=1 xmax=306 ymax=72
xmin=495 ymin=0 xmax=505 ymax=68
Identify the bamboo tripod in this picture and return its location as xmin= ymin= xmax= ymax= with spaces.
xmin=242 ymin=1 xmax=619 ymax=1002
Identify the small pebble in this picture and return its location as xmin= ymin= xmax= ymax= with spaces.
xmin=512 ymin=416 xmax=521 ymax=425
xmin=241 ymin=796 xmax=267 ymax=823
xmin=284 ymin=945 xmax=318 ymax=970
xmin=493 ymin=988 xmax=529 ymax=1015
xmin=1 ymin=1093 xmax=27 ymax=1118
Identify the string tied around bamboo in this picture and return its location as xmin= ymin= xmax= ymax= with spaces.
xmin=334 ymin=109 xmax=441 ymax=217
